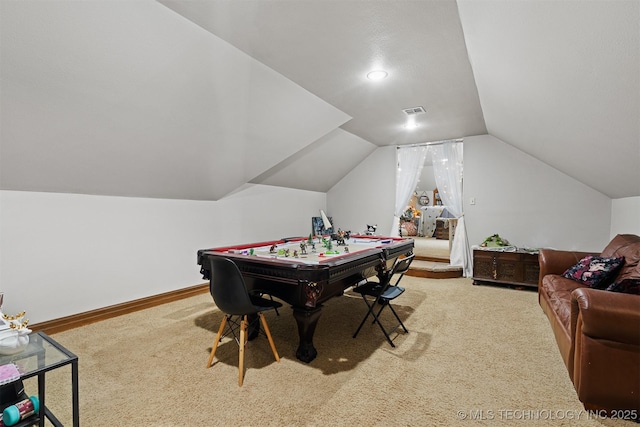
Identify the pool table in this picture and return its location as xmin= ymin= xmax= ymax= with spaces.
xmin=197 ymin=235 xmax=414 ymax=362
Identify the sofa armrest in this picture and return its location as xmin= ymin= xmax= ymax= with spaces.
xmin=571 ymin=287 xmax=640 ymax=345
xmin=538 ymin=249 xmax=596 ymax=287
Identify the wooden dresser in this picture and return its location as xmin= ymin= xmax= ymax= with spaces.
xmin=472 ymin=248 xmax=540 ymax=289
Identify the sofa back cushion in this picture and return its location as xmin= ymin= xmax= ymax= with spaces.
xmin=562 ymin=255 xmax=625 ymax=288
xmin=605 ymin=278 xmax=640 ymax=295
xmin=601 ymin=234 xmax=640 ymax=284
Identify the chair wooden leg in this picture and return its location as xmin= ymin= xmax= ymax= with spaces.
xmin=259 ymin=313 xmax=280 ymax=362
xmin=238 ymin=315 xmax=247 ymax=386
xmin=206 ymin=315 xmax=228 ymax=368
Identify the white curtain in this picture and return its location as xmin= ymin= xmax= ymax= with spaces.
xmin=392 ymin=146 xmax=430 ymax=236
xmin=431 ymin=141 xmax=472 ymax=276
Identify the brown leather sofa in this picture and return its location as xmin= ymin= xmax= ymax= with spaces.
xmin=538 ymin=234 xmax=640 ymax=414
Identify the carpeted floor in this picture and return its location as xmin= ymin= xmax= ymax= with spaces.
xmin=31 ymin=277 xmax=637 ymax=426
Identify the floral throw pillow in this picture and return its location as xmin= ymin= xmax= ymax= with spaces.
xmin=562 ymin=255 xmax=625 ymax=289
xmin=605 ymin=278 xmax=640 ymax=295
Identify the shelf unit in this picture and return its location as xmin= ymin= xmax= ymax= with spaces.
xmin=0 ymin=332 xmax=79 ymax=427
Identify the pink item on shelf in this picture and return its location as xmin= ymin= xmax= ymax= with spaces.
xmin=0 ymin=363 xmax=21 ymax=386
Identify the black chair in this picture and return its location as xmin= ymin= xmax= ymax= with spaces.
xmin=352 ymin=254 xmax=414 ymax=347
xmin=205 ymin=257 xmax=282 ymax=386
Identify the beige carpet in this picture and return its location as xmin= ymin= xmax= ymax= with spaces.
xmin=31 ymin=278 xmax=636 ymax=426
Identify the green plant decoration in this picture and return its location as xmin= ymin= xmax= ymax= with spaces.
xmin=481 ymin=234 xmax=511 ymax=247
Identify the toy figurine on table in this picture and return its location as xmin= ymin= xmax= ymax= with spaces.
xmin=334 ymin=229 xmax=350 ymax=246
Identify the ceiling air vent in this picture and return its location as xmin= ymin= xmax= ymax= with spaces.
xmin=402 ymin=107 xmax=426 ymax=116
xmin=402 ymin=106 xmax=426 ymax=116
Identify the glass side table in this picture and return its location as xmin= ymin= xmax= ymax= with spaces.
xmin=0 ymin=332 xmax=79 ymax=427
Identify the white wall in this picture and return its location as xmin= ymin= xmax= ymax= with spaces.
xmin=0 ymin=186 xmax=325 ymax=323
xmin=464 ymin=135 xmax=611 ymax=251
xmin=327 ymin=146 xmax=396 ymax=236
xmin=611 ymin=197 xmax=640 ymax=237
xmin=328 ymin=135 xmax=614 ymax=253
xmin=2 ymin=136 xmax=625 ymax=324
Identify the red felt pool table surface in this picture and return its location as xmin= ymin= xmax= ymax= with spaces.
xmin=211 ymin=235 xmax=400 ymax=264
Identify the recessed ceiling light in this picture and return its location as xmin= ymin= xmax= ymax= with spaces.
xmin=366 ymin=70 xmax=388 ymax=81
xmin=403 ymin=122 xmax=419 ymax=130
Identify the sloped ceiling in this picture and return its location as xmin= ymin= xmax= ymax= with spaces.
xmin=250 ymin=128 xmax=377 ymax=192
xmin=457 ymin=0 xmax=639 ymax=199
xmin=158 ymin=0 xmax=486 ymax=147
xmin=0 ymin=0 xmax=351 ymax=200
xmin=1 ymin=1 xmax=638 ymax=200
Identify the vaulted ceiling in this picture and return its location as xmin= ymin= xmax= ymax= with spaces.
xmin=1 ymin=1 xmax=638 ymax=200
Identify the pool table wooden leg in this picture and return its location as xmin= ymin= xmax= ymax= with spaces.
xmin=292 ymin=306 xmax=322 ymax=363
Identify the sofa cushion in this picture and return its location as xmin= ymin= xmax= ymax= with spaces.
xmin=605 ymin=278 xmax=640 ymax=295
xmin=561 ymin=255 xmax=624 ymax=289
xmin=542 ymin=274 xmax=588 ymax=331
xmin=600 ymin=234 xmax=640 ymax=283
